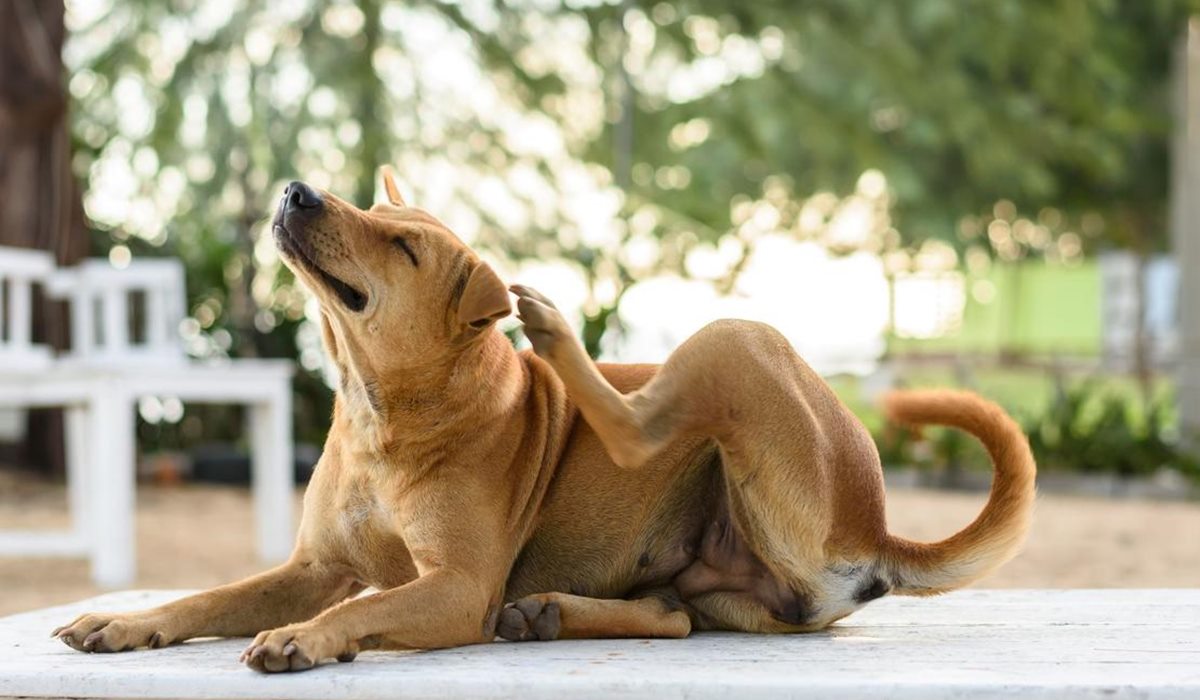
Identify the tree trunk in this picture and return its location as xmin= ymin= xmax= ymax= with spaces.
xmin=0 ymin=0 xmax=90 ymax=475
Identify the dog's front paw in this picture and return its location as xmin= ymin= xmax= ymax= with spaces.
xmin=241 ymin=623 xmax=357 ymax=673
xmin=510 ymin=285 xmax=571 ymax=359
xmin=497 ymin=595 xmax=562 ymax=642
xmin=53 ymin=612 xmax=173 ymax=653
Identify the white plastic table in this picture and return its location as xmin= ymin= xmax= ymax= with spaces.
xmin=1 ymin=589 xmax=1196 ymax=699
xmin=0 ymin=246 xmax=296 ymax=589
xmin=0 ymin=361 xmax=294 ymax=588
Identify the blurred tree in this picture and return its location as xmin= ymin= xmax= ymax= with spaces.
xmin=0 ymin=0 xmax=90 ymax=475
xmin=455 ymin=0 xmax=1197 ymax=387
xmin=477 ymin=1 xmax=1190 ymax=248
xmin=63 ymin=0 xmax=1198 ymax=450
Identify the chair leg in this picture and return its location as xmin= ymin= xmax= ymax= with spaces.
xmin=65 ymin=405 xmax=90 ymax=547
xmin=249 ymin=386 xmax=294 ymax=563
xmin=89 ymin=387 xmax=136 ymax=588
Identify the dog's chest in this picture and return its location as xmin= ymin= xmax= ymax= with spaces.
xmin=327 ymin=478 xmax=413 ymax=587
xmin=334 ymin=483 xmax=395 ymax=541
xmin=339 ymin=490 xmax=382 ymax=531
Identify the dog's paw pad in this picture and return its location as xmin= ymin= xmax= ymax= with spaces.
xmin=497 ymin=598 xmax=561 ymax=642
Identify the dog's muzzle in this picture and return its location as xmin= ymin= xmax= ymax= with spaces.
xmin=272 ymin=181 xmax=367 ymax=313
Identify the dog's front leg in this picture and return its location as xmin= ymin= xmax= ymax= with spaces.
xmin=242 ymin=566 xmax=497 ymax=672
xmin=54 ymin=557 xmax=362 ymax=653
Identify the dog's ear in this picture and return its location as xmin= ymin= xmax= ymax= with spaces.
xmin=380 ymin=165 xmax=406 ymax=206
xmin=457 ymin=262 xmax=511 ymax=329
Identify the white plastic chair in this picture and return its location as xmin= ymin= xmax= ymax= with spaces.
xmin=48 ymin=259 xmax=188 ymax=367
xmin=0 ymin=246 xmax=54 ymax=369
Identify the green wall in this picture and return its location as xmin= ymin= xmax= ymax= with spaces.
xmin=892 ymin=262 xmax=1102 ymax=356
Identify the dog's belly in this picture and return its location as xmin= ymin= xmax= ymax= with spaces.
xmin=504 ymin=427 xmax=721 ymax=601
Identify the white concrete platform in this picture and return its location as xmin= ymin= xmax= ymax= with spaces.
xmin=1 ymin=589 xmax=1197 ymax=699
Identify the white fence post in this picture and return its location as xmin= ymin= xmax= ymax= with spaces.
xmin=1174 ymin=20 xmax=1200 ymax=440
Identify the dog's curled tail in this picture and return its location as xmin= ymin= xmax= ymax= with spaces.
xmin=880 ymin=389 xmax=1036 ymax=596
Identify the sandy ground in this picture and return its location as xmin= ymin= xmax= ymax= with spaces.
xmin=1 ymin=471 xmax=1198 ymax=618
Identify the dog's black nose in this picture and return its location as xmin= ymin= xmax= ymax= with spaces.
xmin=284 ymin=181 xmax=322 ymax=211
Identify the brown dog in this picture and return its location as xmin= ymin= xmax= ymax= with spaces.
xmin=53 ymin=169 xmax=1035 ymax=672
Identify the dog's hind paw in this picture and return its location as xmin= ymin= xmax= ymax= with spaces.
xmin=510 ymin=285 xmax=571 ymax=360
xmin=497 ymin=596 xmax=561 ymax=642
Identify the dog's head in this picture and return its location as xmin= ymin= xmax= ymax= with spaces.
xmin=272 ymin=168 xmax=511 ymax=391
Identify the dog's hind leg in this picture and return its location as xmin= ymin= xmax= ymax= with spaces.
xmin=512 ymin=285 xmax=766 ymax=470
xmin=512 ymin=284 xmax=668 ymax=469
xmin=513 ymin=286 xmax=890 ymax=626
xmin=512 ymin=285 xmax=835 ymax=476
xmin=496 ymin=592 xmax=691 ymax=641
xmin=514 ymin=285 xmax=837 ymax=559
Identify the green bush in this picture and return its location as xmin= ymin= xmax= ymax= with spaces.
xmin=874 ymin=380 xmax=1200 ymax=482
xmin=1024 ymin=381 xmax=1199 ymax=479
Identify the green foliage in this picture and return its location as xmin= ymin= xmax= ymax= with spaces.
xmin=542 ymin=0 xmax=1194 ymax=253
xmin=876 ymin=379 xmax=1199 ymax=482
xmin=458 ymin=0 xmax=1199 ymax=356
xmin=1025 ymin=380 xmax=1199 ymax=479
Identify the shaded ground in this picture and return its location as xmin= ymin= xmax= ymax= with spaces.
xmin=1 ymin=471 xmax=1198 ymax=617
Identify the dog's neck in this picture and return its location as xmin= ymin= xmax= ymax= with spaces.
xmin=333 ymin=328 xmax=524 ymax=458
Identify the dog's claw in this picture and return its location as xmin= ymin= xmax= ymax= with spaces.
xmin=510 ymin=285 xmax=557 ymax=309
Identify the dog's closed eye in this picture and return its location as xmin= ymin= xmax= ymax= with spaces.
xmin=391 ymin=237 xmax=419 ymax=267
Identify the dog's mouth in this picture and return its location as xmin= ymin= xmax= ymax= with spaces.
xmin=274 ymin=224 xmax=368 ymax=312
